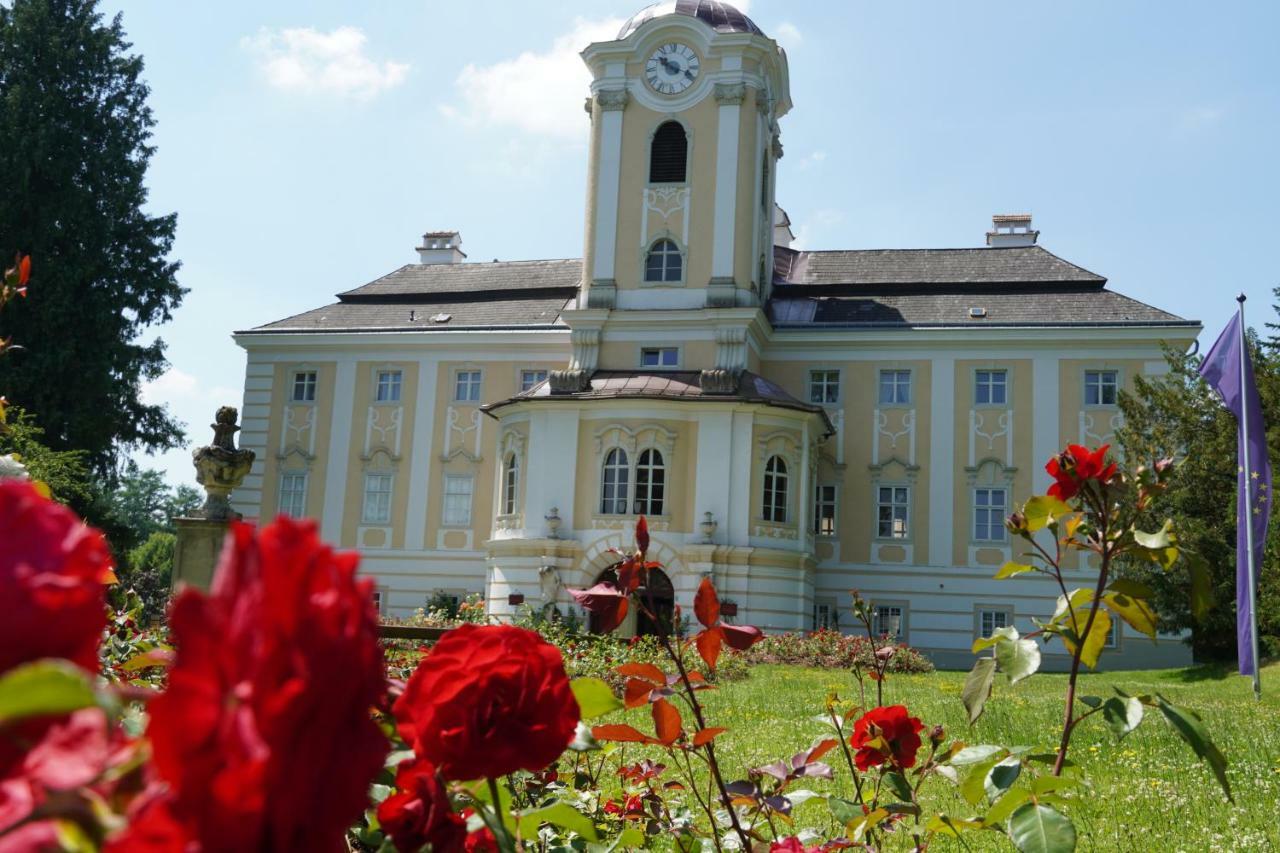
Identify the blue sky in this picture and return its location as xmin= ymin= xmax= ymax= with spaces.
xmin=103 ymin=0 xmax=1280 ymax=487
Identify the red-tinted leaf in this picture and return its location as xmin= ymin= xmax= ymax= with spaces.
xmin=663 ymin=780 xmax=686 ymax=790
xmin=623 ymin=678 xmax=668 ymax=710
xmin=867 ymin=671 xmax=883 ymax=681
xmin=805 ymin=738 xmax=839 ymax=764
xmin=695 ymin=626 xmax=723 ymax=671
xmin=720 ymin=623 xmax=763 ymax=651
xmin=567 ymin=583 xmax=629 ymax=632
xmin=692 ymin=727 xmax=728 ymax=747
xmin=17 ymin=256 xmax=30 ymax=286
xmin=635 ymin=516 xmax=650 ymax=555
xmin=592 ymin=724 xmax=657 ymax=744
xmin=684 ymin=671 xmax=707 ymax=684
xmin=616 ymin=557 xmax=641 ymax=594
xmin=616 ymin=662 xmax=666 ymax=684
xmin=652 ymin=697 xmax=682 ymax=745
xmin=694 ymin=577 xmax=720 ymax=628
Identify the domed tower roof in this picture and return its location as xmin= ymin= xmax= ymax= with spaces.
xmin=618 ymin=0 xmax=764 ymax=40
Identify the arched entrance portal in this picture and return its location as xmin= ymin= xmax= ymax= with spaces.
xmin=589 ymin=564 xmax=675 ymax=637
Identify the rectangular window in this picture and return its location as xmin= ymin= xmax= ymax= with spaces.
xmin=979 ymin=609 xmax=1010 ymax=638
xmin=640 ymin=347 xmax=679 ymax=368
xmin=873 ymin=605 xmax=904 ymax=639
xmin=1105 ymin=619 xmax=1118 ymax=648
xmin=442 ymin=476 xmax=473 ymax=527
xmin=812 ymin=600 xmax=838 ymax=631
xmin=975 ymin=369 xmax=1007 ymax=405
xmin=813 ymin=484 xmax=837 ymax=536
xmin=454 ymin=370 xmax=482 ymax=402
xmin=520 ymin=369 xmax=548 ymax=392
xmin=292 ymin=370 xmax=317 ymax=402
xmin=371 ymin=589 xmax=384 ymax=616
xmin=878 ymin=369 xmax=911 ymax=405
xmin=362 ymin=473 xmax=393 ymax=524
xmin=877 ymin=486 xmax=909 ymax=539
xmin=278 ymin=472 xmax=307 ymax=517
xmin=375 ymin=369 xmax=402 ymax=403
xmin=1084 ymin=370 xmax=1119 ymax=406
xmin=809 ymin=370 xmax=840 ymax=404
xmin=974 ymin=487 xmax=1009 ymax=542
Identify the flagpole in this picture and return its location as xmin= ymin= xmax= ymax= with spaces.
xmin=1237 ymin=293 xmax=1262 ymax=699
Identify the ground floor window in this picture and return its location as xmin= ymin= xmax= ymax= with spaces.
xmin=872 ymin=604 xmax=905 ymax=639
xmin=979 ymin=608 xmax=1010 ymax=638
xmin=812 ymin=599 xmax=838 ymax=631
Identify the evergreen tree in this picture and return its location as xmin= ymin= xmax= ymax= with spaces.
xmin=0 ymin=0 xmax=184 ymax=476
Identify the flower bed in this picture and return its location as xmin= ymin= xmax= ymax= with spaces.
xmin=742 ymin=628 xmax=935 ymax=673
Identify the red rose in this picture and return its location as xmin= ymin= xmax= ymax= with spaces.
xmin=115 ymin=517 xmax=387 ymax=851
xmin=1046 ymin=444 xmax=1117 ymax=501
xmin=377 ymin=758 xmax=465 ymax=853
xmin=394 ymin=624 xmax=579 ymax=781
xmin=0 ymin=480 xmax=113 ymax=674
xmin=849 ymin=705 xmax=924 ymax=771
xmin=770 ymin=838 xmax=813 ymax=853
xmin=465 ymin=825 xmax=498 ymax=853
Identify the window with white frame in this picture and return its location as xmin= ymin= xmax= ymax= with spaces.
xmin=640 ymin=347 xmax=679 ymax=368
xmin=974 ymin=487 xmax=1008 ymax=542
xmin=1104 ymin=619 xmax=1118 ymax=648
xmin=762 ymin=455 xmax=789 ymax=523
xmin=502 ymin=454 xmax=519 ymax=516
xmin=375 ymin=369 xmax=402 ymax=403
xmin=644 ymin=238 xmax=683 ymax=283
xmin=1084 ymin=370 xmax=1119 ymax=406
xmin=600 ymin=448 xmax=630 ymax=515
xmin=877 ymin=486 xmax=909 ymax=539
xmin=878 ymin=369 xmax=911 ymax=405
xmin=873 ymin=605 xmax=904 ymax=639
xmin=520 ymin=369 xmax=548 ymax=392
xmin=454 ymin=370 xmax=482 ymax=402
xmin=442 ymin=475 xmax=473 ymax=526
xmin=371 ymin=589 xmax=384 ymax=615
xmin=292 ymin=370 xmax=317 ymax=402
xmin=813 ymin=484 xmax=837 ymax=536
xmin=278 ymin=472 xmax=307 ymax=517
xmin=812 ymin=600 xmax=838 ymax=631
xmin=809 ymin=370 xmax=840 ymax=404
xmin=362 ymin=473 xmax=393 ymax=524
xmin=979 ymin=608 xmax=1010 ymax=638
xmin=633 ymin=448 xmax=666 ymax=516
xmin=975 ymin=369 xmax=1007 ymax=405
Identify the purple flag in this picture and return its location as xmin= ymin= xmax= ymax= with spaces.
xmin=1198 ymin=311 xmax=1270 ymax=677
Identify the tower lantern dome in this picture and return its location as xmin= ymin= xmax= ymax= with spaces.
xmin=618 ymin=0 xmax=765 ymax=41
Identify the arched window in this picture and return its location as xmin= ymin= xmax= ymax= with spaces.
xmin=763 ymin=455 xmax=788 ymax=523
xmin=502 ymin=452 xmax=519 ymax=516
xmin=634 ymin=448 xmax=665 ymax=516
xmin=601 ymin=448 xmax=630 ymax=514
xmin=645 ymin=239 xmax=682 ymax=283
xmin=649 ymin=121 xmax=688 ymax=183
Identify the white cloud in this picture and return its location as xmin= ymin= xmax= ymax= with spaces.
xmin=241 ymin=26 xmax=409 ymax=100
xmin=142 ymin=367 xmax=237 ymax=412
xmin=790 ymin=208 xmax=844 ymax=251
xmin=442 ymin=17 xmax=625 ymax=140
xmin=797 ymin=149 xmax=826 ymax=170
xmin=774 ymin=21 xmax=802 ymax=48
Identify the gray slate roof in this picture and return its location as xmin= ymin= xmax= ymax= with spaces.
xmin=773 ymin=245 xmax=1105 ymax=287
xmin=252 ymin=294 xmax=574 ymax=332
xmin=338 ymin=259 xmax=581 ymax=298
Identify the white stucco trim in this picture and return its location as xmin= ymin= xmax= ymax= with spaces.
xmin=712 ymin=100 xmax=741 ymax=280
xmin=321 ymin=359 xmax=357 ymax=541
xmin=1031 ymin=355 xmax=1060 ymax=493
xmin=592 ymin=107 xmax=625 ymax=283
xmin=928 ymin=357 xmax=955 ymax=566
xmin=404 ymin=357 xmax=440 ymax=551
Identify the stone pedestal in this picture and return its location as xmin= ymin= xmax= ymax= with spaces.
xmin=172 ymin=516 xmax=231 ymax=592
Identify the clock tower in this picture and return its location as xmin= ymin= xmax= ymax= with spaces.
xmin=576 ymin=1 xmax=790 ymax=314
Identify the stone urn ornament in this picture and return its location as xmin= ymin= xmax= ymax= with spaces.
xmin=191 ymin=406 xmax=256 ymax=521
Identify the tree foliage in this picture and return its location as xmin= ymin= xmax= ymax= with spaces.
xmin=122 ymin=530 xmax=174 ymax=621
xmin=0 ymin=403 xmax=91 ymax=506
xmin=0 ymin=0 xmax=184 ymax=476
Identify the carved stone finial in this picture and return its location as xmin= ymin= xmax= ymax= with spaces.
xmin=190 ymin=406 xmax=256 ymax=521
xmin=595 ymin=89 xmax=630 ymax=112
xmin=714 ymin=82 xmax=747 ymax=105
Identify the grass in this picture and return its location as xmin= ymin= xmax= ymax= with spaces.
xmin=606 ymin=661 xmax=1280 ymax=851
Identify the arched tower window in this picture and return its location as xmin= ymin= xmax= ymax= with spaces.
xmin=634 ymin=448 xmax=665 ymax=516
xmin=601 ymin=448 xmax=630 ymax=514
xmin=644 ymin=239 xmax=682 ymax=283
xmin=502 ymin=452 xmax=519 ymax=516
xmin=763 ymin=455 xmax=788 ymax=523
xmin=649 ymin=121 xmax=688 ymax=183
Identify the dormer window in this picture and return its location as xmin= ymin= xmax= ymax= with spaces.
xmin=649 ymin=121 xmax=687 ymax=183
xmin=644 ymin=239 xmax=682 ymax=283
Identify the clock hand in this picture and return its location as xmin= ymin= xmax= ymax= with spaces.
xmin=684 ymin=68 xmax=694 ymax=80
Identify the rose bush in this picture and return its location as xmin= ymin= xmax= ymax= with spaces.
xmin=376 ymin=758 xmax=465 ymax=853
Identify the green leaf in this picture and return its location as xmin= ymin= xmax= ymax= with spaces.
xmin=883 ymin=770 xmax=913 ymax=802
xmin=996 ymin=561 xmax=1036 ymax=579
xmin=1023 ymin=496 xmax=1076 ymax=531
xmin=829 ymin=797 xmax=862 ymax=827
xmin=1031 ymin=775 xmax=1080 ymax=796
xmin=1078 ymin=695 xmax=1103 ymax=709
xmin=985 ymin=756 xmax=1022 ymax=800
xmin=1155 ymin=695 xmax=1232 ymax=801
xmin=1052 ymin=588 xmax=1094 ymax=622
xmin=1007 ymin=802 xmax=1077 ymax=853
xmin=950 ymin=744 xmax=1004 ymax=765
xmin=1102 ymin=592 xmax=1158 ymax=639
xmin=1061 ymin=608 xmax=1111 ymax=670
xmin=1133 ymin=519 xmax=1175 ymax=550
xmin=995 ymin=631 xmax=1042 ymax=684
xmin=961 ymin=658 xmax=997 ymax=724
xmin=1185 ymin=551 xmax=1215 ymax=623
xmin=961 ymin=755 xmax=1003 ymax=806
xmin=926 ymin=814 xmax=983 ymax=837
xmin=984 ymin=787 xmax=1032 ymax=826
xmin=0 ymin=660 xmax=96 ymax=725
xmin=1101 ymin=695 xmax=1143 ymax=739
xmin=588 ymin=827 xmax=646 ymax=853
xmin=570 ymin=677 xmax=622 ymax=720
xmin=517 ymin=801 xmax=599 ymax=842
xmin=1106 ymin=578 xmax=1153 ymax=599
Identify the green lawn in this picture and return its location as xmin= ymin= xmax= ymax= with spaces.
xmin=616 ymin=662 xmax=1280 ymax=850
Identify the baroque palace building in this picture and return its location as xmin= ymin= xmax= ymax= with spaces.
xmin=231 ymin=1 xmax=1198 ymax=668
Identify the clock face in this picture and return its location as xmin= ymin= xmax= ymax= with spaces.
xmin=645 ymin=43 xmax=700 ymax=95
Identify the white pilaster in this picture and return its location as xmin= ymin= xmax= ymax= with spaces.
xmin=728 ymin=411 xmax=754 ymax=544
xmin=404 ymin=357 xmax=439 ymax=551
xmin=1032 ymin=355 xmax=1061 ymax=491
xmin=928 ymin=357 xmax=955 ymax=567
xmin=321 ymin=359 xmax=357 ymax=543
xmin=712 ymin=85 xmax=744 ymax=280
xmin=798 ymin=421 xmax=812 ymax=550
xmin=693 ymin=411 xmax=734 ymax=543
xmin=524 ymin=410 xmax=581 ymax=536
xmin=591 ymin=95 xmax=626 ymax=284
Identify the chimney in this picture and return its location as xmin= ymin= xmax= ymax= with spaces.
xmin=416 ymin=230 xmax=466 ymax=264
xmin=985 ymin=214 xmax=1038 ymax=248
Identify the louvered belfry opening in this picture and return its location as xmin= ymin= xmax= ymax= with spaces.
xmin=649 ymin=121 xmax=688 ymax=183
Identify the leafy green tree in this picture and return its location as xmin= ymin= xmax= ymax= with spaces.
xmin=121 ymin=530 xmax=174 ymax=621
xmin=0 ymin=403 xmax=92 ymax=505
xmin=0 ymin=0 xmax=184 ymax=476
